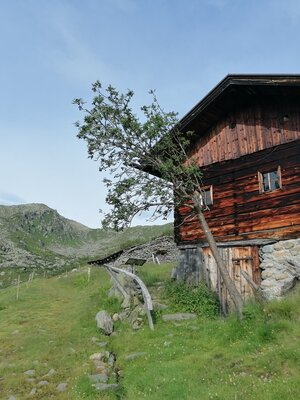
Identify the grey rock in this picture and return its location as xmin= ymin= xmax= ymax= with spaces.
xmin=90 ymin=352 xmax=104 ymax=361
xmin=95 ymin=311 xmax=113 ymax=335
xmin=56 ymin=382 xmax=68 ymax=392
xmin=29 ymin=388 xmax=37 ymax=396
xmin=8 ymin=396 xmax=17 ymax=400
xmin=262 ymin=245 xmax=274 ymax=253
xmin=89 ymin=373 xmax=108 ymax=383
xmin=283 ymin=241 xmax=295 ymax=249
xmin=107 ymin=352 xmax=116 ymax=367
xmin=24 ymin=369 xmax=35 ymax=376
xmin=38 ymin=380 xmax=49 ymax=386
xmin=93 ymin=383 xmax=119 ymax=391
xmin=124 ymin=352 xmax=147 ymax=361
xmin=44 ymin=368 xmax=55 ymax=377
xmin=162 ymin=313 xmax=197 ymax=321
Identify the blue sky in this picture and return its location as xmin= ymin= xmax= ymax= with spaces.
xmin=1 ymin=0 xmax=300 ymax=228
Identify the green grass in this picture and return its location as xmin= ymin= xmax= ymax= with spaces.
xmin=1 ymin=263 xmax=300 ymax=399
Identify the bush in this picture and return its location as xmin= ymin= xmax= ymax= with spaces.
xmin=165 ymin=281 xmax=219 ymax=318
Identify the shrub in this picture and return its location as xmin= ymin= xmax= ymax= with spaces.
xmin=165 ymin=281 xmax=219 ymax=318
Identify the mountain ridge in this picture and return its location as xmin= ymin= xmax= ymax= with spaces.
xmin=0 ymin=203 xmax=173 ymax=273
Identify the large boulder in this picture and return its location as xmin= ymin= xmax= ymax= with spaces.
xmin=95 ymin=311 xmax=113 ymax=335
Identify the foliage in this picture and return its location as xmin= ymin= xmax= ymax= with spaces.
xmin=74 ymin=83 xmax=244 ymax=319
xmin=165 ymin=281 xmax=220 ymax=318
xmin=74 ymin=83 xmax=204 ymax=229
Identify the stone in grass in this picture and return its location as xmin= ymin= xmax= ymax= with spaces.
xmin=38 ymin=380 xmax=49 ymax=386
xmin=95 ymin=311 xmax=113 ymax=335
xmin=162 ymin=313 xmax=197 ymax=322
xmin=24 ymin=369 xmax=35 ymax=376
xmin=89 ymin=373 xmax=108 ymax=383
xmin=56 ymin=382 xmax=68 ymax=392
xmin=93 ymin=383 xmax=119 ymax=391
xmin=8 ymin=396 xmax=17 ymax=400
xmin=44 ymin=368 xmax=56 ymax=377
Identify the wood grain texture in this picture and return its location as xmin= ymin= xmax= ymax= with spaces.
xmin=192 ymin=103 xmax=300 ymax=167
xmin=176 ymin=140 xmax=300 ymax=245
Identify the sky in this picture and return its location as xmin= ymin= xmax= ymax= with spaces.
xmin=1 ymin=0 xmax=300 ymax=228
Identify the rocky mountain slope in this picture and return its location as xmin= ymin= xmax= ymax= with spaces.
xmin=0 ymin=203 xmax=173 ymax=273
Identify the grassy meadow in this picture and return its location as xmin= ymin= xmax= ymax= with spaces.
xmin=1 ymin=262 xmax=300 ymax=399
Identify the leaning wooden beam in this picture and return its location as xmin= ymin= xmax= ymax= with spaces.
xmin=104 ymin=264 xmax=154 ymax=330
xmin=105 ymin=267 xmax=130 ymax=301
xmin=240 ymin=270 xmax=264 ymax=303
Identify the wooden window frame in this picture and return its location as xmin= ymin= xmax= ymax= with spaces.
xmin=258 ymin=166 xmax=282 ymax=194
xmin=200 ymin=185 xmax=213 ymax=209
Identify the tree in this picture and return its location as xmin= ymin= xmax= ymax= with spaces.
xmin=73 ymin=82 xmax=244 ymax=319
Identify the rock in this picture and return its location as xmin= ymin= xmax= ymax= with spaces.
xmin=26 ymin=378 xmax=36 ymax=383
xmin=275 ymin=273 xmax=290 ymax=281
xmin=124 ymin=352 xmax=147 ymax=361
xmin=132 ymin=320 xmax=143 ymax=330
xmin=44 ymin=368 xmax=55 ymax=377
xmin=262 ymin=245 xmax=274 ymax=253
xmin=93 ymin=383 xmax=119 ymax=391
xmin=90 ymin=352 xmax=104 ymax=361
xmin=8 ymin=396 xmax=17 ymax=400
xmin=38 ymin=380 xmax=49 ymax=386
xmin=259 ymin=238 xmax=300 ymax=299
xmin=56 ymin=382 xmax=68 ymax=392
xmin=94 ymin=361 xmax=109 ymax=375
xmin=162 ymin=313 xmax=197 ymax=321
xmin=273 ymin=242 xmax=283 ymax=251
xmin=89 ymin=373 xmax=108 ymax=383
xmin=107 ymin=352 xmax=116 ymax=367
xmin=112 ymin=313 xmax=119 ymax=322
xmin=24 ymin=369 xmax=35 ymax=376
xmin=29 ymin=388 xmax=37 ymax=396
xmin=95 ymin=311 xmax=113 ymax=335
xmin=283 ymin=241 xmax=295 ymax=249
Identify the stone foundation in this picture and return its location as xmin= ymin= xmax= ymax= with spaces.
xmin=259 ymin=238 xmax=300 ymax=299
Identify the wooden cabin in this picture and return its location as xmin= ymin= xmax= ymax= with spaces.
xmin=173 ymin=74 xmax=300 ymax=310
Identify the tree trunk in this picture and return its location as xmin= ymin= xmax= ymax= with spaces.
xmin=192 ymin=193 xmax=244 ymax=320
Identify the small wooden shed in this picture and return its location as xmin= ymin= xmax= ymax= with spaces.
xmin=173 ymin=74 xmax=300 ymax=310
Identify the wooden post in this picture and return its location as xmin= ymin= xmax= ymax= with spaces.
xmin=16 ymin=275 xmax=20 ymax=300
xmin=87 ymin=267 xmax=91 ymax=282
xmin=105 ymin=267 xmax=130 ymax=301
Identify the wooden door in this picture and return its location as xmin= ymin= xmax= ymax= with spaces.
xmin=202 ymin=246 xmax=260 ymax=313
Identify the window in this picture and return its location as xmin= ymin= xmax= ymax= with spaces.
xmin=258 ymin=167 xmax=282 ymax=193
xmin=200 ymin=186 xmax=213 ymax=208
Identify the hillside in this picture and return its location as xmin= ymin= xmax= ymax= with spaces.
xmin=0 ymin=203 xmax=173 ymax=275
xmin=1 ymin=263 xmax=300 ymax=399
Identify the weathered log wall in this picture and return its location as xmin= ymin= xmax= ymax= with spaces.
xmin=176 ymin=140 xmax=300 ymax=244
xmin=193 ymin=103 xmax=300 ymax=167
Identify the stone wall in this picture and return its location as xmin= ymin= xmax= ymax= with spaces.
xmin=260 ymin=239 xmax=300 ymax=299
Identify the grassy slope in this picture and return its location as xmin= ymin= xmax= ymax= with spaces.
xmin=1 ymin=264 xmax=300 ymax=399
